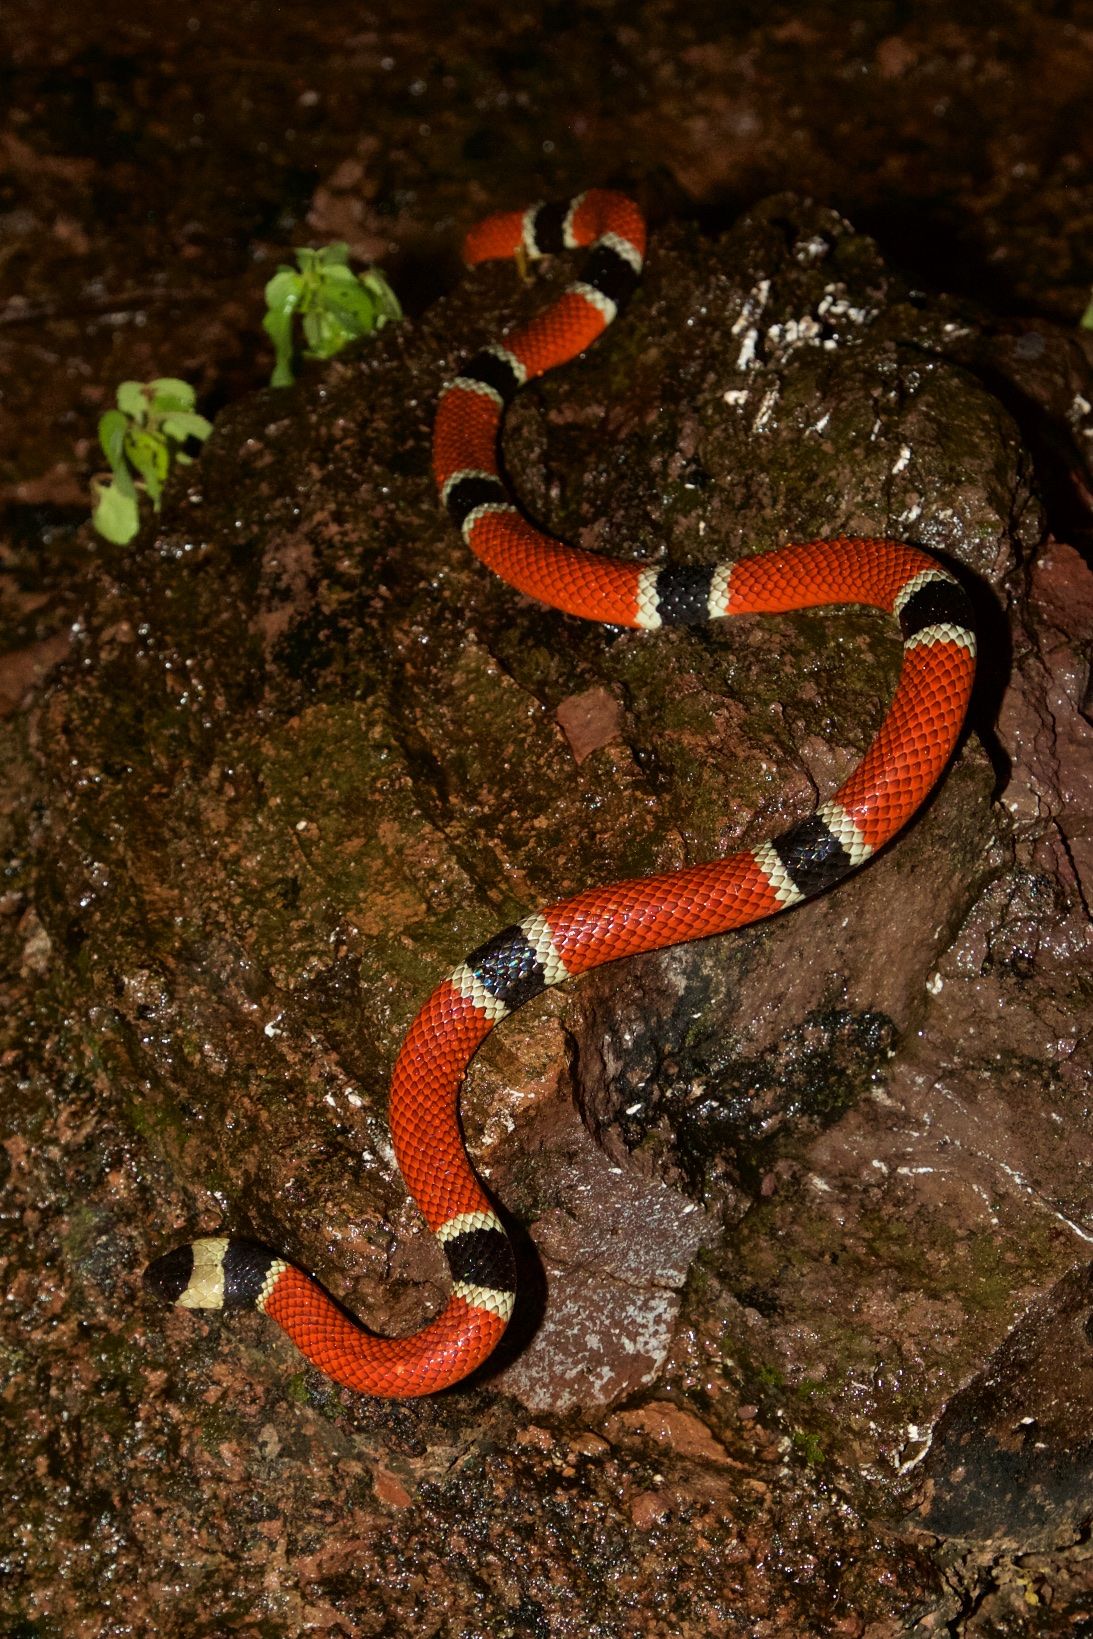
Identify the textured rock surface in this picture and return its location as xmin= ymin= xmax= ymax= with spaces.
xmin=3 ymin=189 xmax=1092 ymax=1635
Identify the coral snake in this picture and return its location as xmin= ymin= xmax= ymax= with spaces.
xmin=145 ymin=191 xmax=976 ymax=1397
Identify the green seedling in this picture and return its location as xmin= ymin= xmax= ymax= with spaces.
xmin=92 ymin=378 xmax=211 ymax=544
xmin=263 ymin=243 xmax=402 ymax=387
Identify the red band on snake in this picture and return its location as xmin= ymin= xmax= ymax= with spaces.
xmin=145 ymin=191 xmax=976 ymax=1398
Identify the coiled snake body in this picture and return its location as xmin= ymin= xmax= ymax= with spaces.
xmin=146 ymin=192 xmax=976 ymax=1397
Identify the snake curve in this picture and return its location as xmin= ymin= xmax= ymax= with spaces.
xmin=145 ymin=191 xmax=977 ymax=1398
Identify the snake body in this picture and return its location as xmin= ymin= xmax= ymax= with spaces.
xmin=145 ymin=192 xmax=976 ymax=1398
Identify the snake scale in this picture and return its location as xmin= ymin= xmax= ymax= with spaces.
xmin=145 ymin=191 xmax=976 ymax=1397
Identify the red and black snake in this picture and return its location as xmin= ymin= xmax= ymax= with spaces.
xmin=145 ymin=192 xmax=976 ymax=1398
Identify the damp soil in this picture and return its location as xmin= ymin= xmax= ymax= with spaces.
xmin=2 ymin=3 xmax=1092 ymax=1636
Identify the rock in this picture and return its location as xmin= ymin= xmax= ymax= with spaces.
xmin=3 ymin=194 xmax=1090 ymax=1634
xmin=912 ymin=1263 xmax=1093 ymax=1547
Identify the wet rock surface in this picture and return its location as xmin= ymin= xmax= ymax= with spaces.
xmin=3 ymin=188 xmax=1092 ymax=1634
xmin=915 ymin=1263 xmax=1093 ymax=1549
xmin=2 ymin=4 xmax=1093 ymax=1634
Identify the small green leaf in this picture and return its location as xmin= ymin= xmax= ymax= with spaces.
xmin=300 ymin=308 xmax=322 ymax=354
xmin=1081 ymin=291 xmax=1093 ymax=331
xmin=321 ymin=276 xmax=376 ymax=329
xmin=92 ymin=478 xmax=141 ymax=544
xmin=112 ymin=459 xmax=139 ymax=501
xmin=360 ymin=269 xmax=402 ymax=324
xmin=318 ymin=262 xmax=360 ymax=288
xmin=314 ymin=242 xmax=350 ymax=268
xmin=116 ymin=380 xmax=149 ymax=421
xmin=98 ymin=408 xmax=129 ymax=471
xmin=263 ymin=305 xmax=297 ymax=386
xmin=264 ymin=268 xmax=301 ymax=318
xmin=161 ymin=411 xmax=213 ymax=444
xmin=126 ymin=429 xmax=169 ymax=503
xmin=302 ymin=306 xmax=352 ymax=359
xmin=149 ymin=378 xmax=196 ymax=412
xmin=97 ymin=436 xmax=140 ymax=500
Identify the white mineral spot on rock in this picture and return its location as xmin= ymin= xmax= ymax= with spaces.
xmin=795 ymin=235 xmax=830 ymax=263
xmin=736 ymin=328 xmax=759 ymax=370
xmin=753 ymin=385 xmax=780 ymax=430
